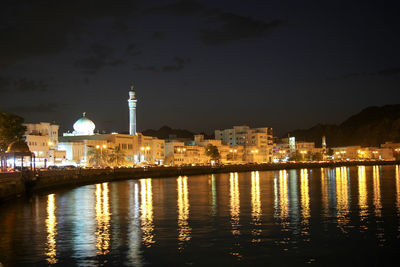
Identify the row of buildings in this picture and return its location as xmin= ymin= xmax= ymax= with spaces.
xmin=14 ymin=86 xmax=400 ymax=168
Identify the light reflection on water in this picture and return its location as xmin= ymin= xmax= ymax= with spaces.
xmin=321 ymin=168 xmax=329 ymax=217
xmin=251 ymin=171 xmax=262 ymax=242
xmin=140 ymin=179 xmax=154 ymax=247
xmin=358 ymin=166 xmax=368 ymax=222
xmin=277 ymin=170 xmax=289 ymax=221
xmin=127 ymin=182 xmax=142 ymax=266
xmin=95 ymin=183 xmax=110 ymax=255
xmin=177 ymin=176 xmax=191 ymax=249
xmin=300 ymin=169 xmax=310 ymax=224
xmin=229 ymin=172 xmax=241 ymax=259
xmin=397 ymin=165 xmax=400 ymax=215
xmin=335 ymin=167 xmax=350 ymax=230
xmin=1 ymin=166 xmax=400 ymax=266
xmin=45 ymin=194 xmax=57 ymax=264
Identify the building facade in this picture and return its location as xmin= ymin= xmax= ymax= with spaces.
xmin=215 ymin=126 xmax=274 ymax=163
xmin=24 ymin=122 xmax=66 ymax=167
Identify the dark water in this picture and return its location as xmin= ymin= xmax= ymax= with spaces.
xmin=1 ymin=165 xmax=400 ymax=266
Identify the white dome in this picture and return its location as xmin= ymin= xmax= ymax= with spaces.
xmin=73 ymin=112 xmax=95 ymax=135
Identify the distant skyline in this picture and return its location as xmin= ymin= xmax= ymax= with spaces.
xmin=1 ymin=0 xmax=399 ymax=135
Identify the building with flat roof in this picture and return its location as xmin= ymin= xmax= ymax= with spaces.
xmin=215 ymin=126 xmax=274 ymax=163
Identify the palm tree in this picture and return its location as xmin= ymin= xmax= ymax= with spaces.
xmin=87 ymin=146 xmax=109 ymax=167
xmin=108 ymin=146 xmax=126 ymax=167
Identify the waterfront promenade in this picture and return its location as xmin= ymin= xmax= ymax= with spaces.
xmin=1 ymin=160 xmax=399 ymax=203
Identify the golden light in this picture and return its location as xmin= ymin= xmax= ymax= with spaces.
xmin=321 ymin=168 xmax=329 ymax=217
xmin=96 ymin=145 xmax=100 ymax=149
xmin=141 ymin=147 xmax=145 ymax=151
xmin=336 ymin=167 xmax=349 ymax=228
xmin=373 ymin=166 xmax=381 ymax=217
xmin=102 ymin=144 xmax=107 ymax=149
xmin=230 ymin=172 xmax=240 ymax=236
xmin=177 ymin=148 xmax=181 ymax=152
xmin=177 ymin=176 xmax=191 ymax=248
xmin=183 ymin=148 xmax=186 ymax=152
xmin=396 ymin=165 xmax=400 ymax=214
xmin=95 ymin=183 xmax=110 ymax=255
xmin=48 ymin=141 xmax=54 ymax=146
xmin=146 ymin=146 xmax=150 ymax=150
xmin=358 ymin=166 xmax=368 ymax=220
xmin=45 ymin=194 xmax=57 ymax=264
xmin=230 ymin=149 xmax=233 ymax=152
xmin=251 ymin=171 xmax=261 ymax=242
xmin=140 ymin=179 xmax=155 ymax=247
xmin=234 ymin=149 xmax=237 ymax=153
xmin=278 ymin=170 xmax=288 ymax=220
xmin=300 ymin=169 xmax=310 ymax=222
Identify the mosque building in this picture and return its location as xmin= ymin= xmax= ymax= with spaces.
xmin=58 ymin=85 xmax=164 ymax=167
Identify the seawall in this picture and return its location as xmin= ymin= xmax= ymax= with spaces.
xmin=1 ymin=160 xmax=399 ymax=203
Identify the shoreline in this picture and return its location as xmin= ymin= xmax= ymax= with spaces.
xmin=1 ymin=160 xmax=399 ymax=203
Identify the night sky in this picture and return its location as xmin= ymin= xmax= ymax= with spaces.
xmin=1 ymin=0 xmax=399 ymax=136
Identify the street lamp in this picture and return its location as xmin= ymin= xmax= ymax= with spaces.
xmin=229 ymin=149 xmax=238 ymax=162
xmin=300 ymin=150 xmax=307 ymax=161
xmin=96 ymin=144 xmax=107 ymax=167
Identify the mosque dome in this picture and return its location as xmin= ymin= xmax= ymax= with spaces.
xmin=73 ymin=112 xmax=95 ymax=135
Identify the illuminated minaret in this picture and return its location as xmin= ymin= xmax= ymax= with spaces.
xmin=128 ymin=84 xmax=137 ymax=135
xmin=322 ymin=136 xmax=327 ymax=154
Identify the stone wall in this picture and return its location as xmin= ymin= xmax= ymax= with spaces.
xmin=0 ymin=172 xmax=26 ymax=202
xmin=1 ymin=160 xmax=400 ymax=203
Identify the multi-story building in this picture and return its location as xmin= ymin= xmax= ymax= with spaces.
xmin=381 ymin=142 xmax=400 ymax=160
xmin=164 ymin=141 xmax=207 ymax=166
xmin=24 ymin=122 xmax=66 ymax=167
xmin=215 ymin=126 xmax=274 ymax=163
xmin=331 ymin=146 xmax=394 ymax=160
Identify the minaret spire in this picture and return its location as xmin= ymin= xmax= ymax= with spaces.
xmin=128 ymin=84 xmax=137 ymax=135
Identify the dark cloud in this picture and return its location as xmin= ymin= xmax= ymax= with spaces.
xmin=0 ymin=76 xmax=11 ymax=92
xmin=143 ymin=0 xmax=285 ymax=45
xmin=133 ymin=56 xmax=191 ymax=73
xmin=152 ymin=31 xmax=166 ymax=40
xmin=6 ymin=103 xmax=59 ymax=113
xmin=328 ymin=67 xmax=400 ymax=80
xmin=74 ymin=44 xmax=125 ymax=74
xmin=0 ymin=77 xmax=48 ymax=93
xmin=163 ymin=56 xmax=191 ymax=72
xmin=14 ymin=78 xmax=48 ymax=92
xmin=0 ymin=0 xmax=141 ymax=67
xmin=143 ymin=0 xmax=206 ymax=16
xmin=132 ymin=65 xmax=160 ymax=72
xmin=126 ymin=44 xmax=142 ymax=56
xmin=377 ymin=67 xmax=400 ymax=76
xmin=200 ymin=14 xmax=286 ymax=45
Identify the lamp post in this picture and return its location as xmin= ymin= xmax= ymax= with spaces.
xmin=395 ymin=148 xmax=400 ymax=160
xmin=229 ymin=149 xmax=237 ymax=162
xmin=300 ymin=150 xmax=307 ymax=161
xmin=96 ymin=144 xmax=107 ymax=167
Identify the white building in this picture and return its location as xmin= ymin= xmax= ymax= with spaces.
xmin=24 ymin=122 xmax=66 ymax=167
xmin=215 ymin=126 xmax=274 ymax=163
xmin=59 ymin=86 xmax=164 ymax=166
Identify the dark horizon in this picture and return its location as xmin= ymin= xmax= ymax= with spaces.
xmin=1 ymin=0 xmax=399 ymax=136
